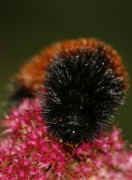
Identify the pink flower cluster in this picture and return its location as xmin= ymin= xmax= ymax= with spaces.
xmin=0 ymin=98 xmax=132 ymax=180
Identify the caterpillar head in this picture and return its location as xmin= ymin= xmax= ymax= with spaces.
xmin=43 ymin=47 xmax=128 ymax=144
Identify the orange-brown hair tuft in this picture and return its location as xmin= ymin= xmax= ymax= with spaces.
xmin=16 ymin=38 xmax=129 ymax=94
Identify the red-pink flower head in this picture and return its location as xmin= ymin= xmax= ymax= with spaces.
xmin=0 ymin=98 xmax=132 ymax=180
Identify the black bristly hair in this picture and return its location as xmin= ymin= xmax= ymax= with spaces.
xmin=9 ymin=84 xmax=33 ymax=106
xmin=43 ymin=47 xmax=125 ymax=145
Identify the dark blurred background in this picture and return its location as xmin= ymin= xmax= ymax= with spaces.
xmin=0 ymin=0 xmax=132 ymax=141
